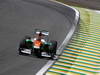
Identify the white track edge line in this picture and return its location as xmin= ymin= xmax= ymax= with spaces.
xmin=36 ymin=0 xmax=80 ymax=75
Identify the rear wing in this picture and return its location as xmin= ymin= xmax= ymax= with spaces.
xmin=34 ymin=29 xmax=49 ymax=36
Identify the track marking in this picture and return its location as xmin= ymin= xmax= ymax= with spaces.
xmin=36 ymin=60 xmax=54 ymax=75
xmin=36 ymin=0 xmax=79 ymax=75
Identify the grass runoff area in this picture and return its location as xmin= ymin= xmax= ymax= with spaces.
xmin=45 ymin=0 xmax=100 ymax=75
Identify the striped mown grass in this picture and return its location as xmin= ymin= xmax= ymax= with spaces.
xmin=45 ymin=1 xmax=100 ymax=75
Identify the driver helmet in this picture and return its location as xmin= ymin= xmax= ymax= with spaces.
xmin=36 ymin=32 xmax=44 ymax=40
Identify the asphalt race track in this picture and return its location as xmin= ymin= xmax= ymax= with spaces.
xmin=0 ymin=0 xmax=74 ymax=75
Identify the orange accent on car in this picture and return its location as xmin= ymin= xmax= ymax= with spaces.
xmin=34 ymin=40 xmax=42 ymax=47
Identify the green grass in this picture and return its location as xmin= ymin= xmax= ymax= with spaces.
xmin=46 ymin=1 xmax=100 ymax=75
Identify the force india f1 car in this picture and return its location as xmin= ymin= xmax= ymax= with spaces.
xmin=18 ymin=29 xmax=57 ymax=59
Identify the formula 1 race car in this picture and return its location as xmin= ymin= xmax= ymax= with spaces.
xmin=18 ymin=29 xmax=57 ymax=59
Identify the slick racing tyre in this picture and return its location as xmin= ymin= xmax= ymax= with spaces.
xmin=18 ymin=39 xmax=26 ymax=55
xmin=49 ymin=40 xmax=57 ymax=59
xmin=18 ymin=35 xmax=33 ymax=55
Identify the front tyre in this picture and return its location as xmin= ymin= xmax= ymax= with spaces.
xmin=49 ymin=40 xmax=57 ymax=59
